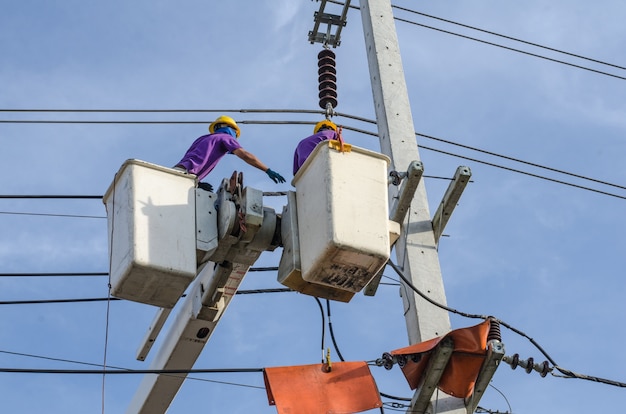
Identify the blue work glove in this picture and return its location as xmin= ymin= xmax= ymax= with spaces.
xmin=266 ymin=168 xmax=286 ymax=183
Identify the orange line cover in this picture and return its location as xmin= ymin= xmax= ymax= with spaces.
xmin=391 ymin=319 xmax=491 ymax=398
xmin=264 ymin=361 xmax=382 ymax=414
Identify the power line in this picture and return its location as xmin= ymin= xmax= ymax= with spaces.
xmin=0 ymin=195 xmax=102 ymax=199
xmin=0 ymin=289 xmax=293 ymax=305
xmin=0 ymin=267 xmax=278 ymax=277
xmin=386 ymin=260 xmax=626 ymax=389
xmin=0 ymin=272 xmax=108 ymax=277
xmin=0 ymin=350 xmax=265 ymax=390
xmin=3 ymin=111 xmax=623 ymax=195
xmin=393 ymin=16 xmax=626 ymax=81
xmin=0 ymin=211 xmax=105 ymax=219
xmin=391 ymin=5 xmax=626 ymax=72
xmin=1 ymin=117 xmax=624 ymax=200
xmin=329 ymin=0 xmax=626 ymax=80
xmin=415 ymin=132 xmax=626 ymax=192
xmin=421 ymin=144 xmax=626 ymax=200
xmin=0 ymin=367 xmax=264 ymax=375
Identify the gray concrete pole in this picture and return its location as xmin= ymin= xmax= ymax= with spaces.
xmin=359 ymin=1 xmax=465 ymax=412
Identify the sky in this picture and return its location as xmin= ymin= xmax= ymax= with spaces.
xmin=1 ymin=0 xmax=626 ymax=413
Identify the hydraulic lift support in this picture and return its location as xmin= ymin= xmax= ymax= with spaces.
xmin=126 ymin=177 xmax=279 ymax=414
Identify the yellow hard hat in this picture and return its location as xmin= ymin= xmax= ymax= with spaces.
xmin=313 ymin=119 xmax=337 ymax=134
xmin=209 ymin=115 xmax=241 ymax=138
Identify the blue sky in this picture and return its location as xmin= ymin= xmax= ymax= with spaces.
xmin=1 ymin=1 xmax=626 ymax=413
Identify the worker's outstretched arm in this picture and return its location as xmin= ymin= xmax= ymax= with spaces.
xmin=232 ymin=148 xmax=285 ymax=183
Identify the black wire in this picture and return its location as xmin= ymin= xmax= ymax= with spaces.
xmin=488 ymin=383 xmax=513 ymax=414
xmin=325 ymin=299 xmax=345 ymax=362
xmin=0 ymin=367 xmax=264 ymax=375
xmin=0 ymin=289 xmax=293 ymax=305
xmin=247 ymin=266 xmax=279 ymax=272
xmin=0 ymin=211 xmax=106 ymax=219
xmin=416 ymin=132 xmax=626 ymax=192
xmin=0 ymin=272 xmax=108 ymax=277
xmin=1 ymin=112 xmax=625 ymax=197
xmin=380 ymin=392 xmax=411 ymax=402
xmin=330 ymin=0 xmax=626 ymax=80
xmin=395 ymin=17 xmax=626 ymax=81
xmin=0 ymin=195 xmax=102 ymax=199
xmin=0 ymin=349 xmax=265 ymax=390
xmin=0 ymin=267 xmax=279 ymax=277
xmin=0 ymin=298 xmax=121 ymax=305
xmin=392 ymin=6 xmax=626 ymax=72
xmin=420 ymin=144 xmax=626 ymax=200
xmin=386 ymin=260 xmax=626 ymax=388
xmin=314 ymin=297 xmax=325 ymax=363
xmin=2 ymin=106 xmax=625 ymax=197
xmin=0 ymin=108 xmax=326 ymax=115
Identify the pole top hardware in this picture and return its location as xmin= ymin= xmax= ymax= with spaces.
xmin=308 ymin=0 xmax=351 ymax=47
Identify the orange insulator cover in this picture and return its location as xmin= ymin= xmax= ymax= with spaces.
xmin=391 ymin=319 xmax=491 ymax=398
xmin=264 ymin=361 xmax=382 ymax=413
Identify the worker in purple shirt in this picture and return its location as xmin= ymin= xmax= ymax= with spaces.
xmin=175 ymin=115 xmax=285 ymax=191
xmin=293 ymin=119 xmax=338 ymax=175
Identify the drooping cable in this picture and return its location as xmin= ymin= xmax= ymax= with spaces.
xmin=386 ymin=260 xmax=626 ymax=388
xmin=101 ymin=174 xmax=117 ymax=414
xmin=325 ymin=299 xmax=345 ymax=362
xmin=313 ymin=297 xmax=326 ymax=363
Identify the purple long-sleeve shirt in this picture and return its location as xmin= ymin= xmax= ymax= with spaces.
xmin=293 ymin=129 xmax=337 ymax=175
xmin=175 ymin=132 xmax=242 ymax=180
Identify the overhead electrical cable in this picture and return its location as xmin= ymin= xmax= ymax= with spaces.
xmin=327 ymin=0 xmax=626 ymax=80
xmin=392 ymin=16 xmax=626 ymax=81
xmin=0 ymin=350 xmax=264 ymax=390
xmin=0 ymin=367 xmax=264 ymax=375
xmin=1 ymin=115 xmax=623 ymax=200
xmin=0 ymin=267 xmax=278 ymax=277
xmin=386 ymin=260 xmax=626 ymax=389
xmin=0 ymin=195 xmax=102 ymax=199
xmin=2 ymin=110 xmax=624 ymax=193
xmin=0 ymin=289 xmax=293 ymax=305
xmin=0 ymin=211 xmax=105 ymax=219
xmin=0 ymin=272 xmax=108 ymax=277
xmin=421 ymin=145 xmax=626 ymax=200
xmin=391 ymin=5 xmax=626 ymax=72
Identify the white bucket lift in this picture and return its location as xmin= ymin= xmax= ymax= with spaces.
xmin=278 ymin=141 xmax=399 ymax=301
xmin=103 ymin=159 xmax=218 ymax=309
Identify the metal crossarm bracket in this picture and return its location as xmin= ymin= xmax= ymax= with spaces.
xmin=308 ymin=0 xmax=351 ymax=47
xmin=432 ymin=166 xmax=471 ymax=244
xmin=466 ymin=340 xmax=506 ymax=413
xmin=411 ymin=337 xmax=455 ymax=413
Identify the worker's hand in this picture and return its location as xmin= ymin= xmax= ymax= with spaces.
xmin=265 ymin=168 xmax=286 ymax=184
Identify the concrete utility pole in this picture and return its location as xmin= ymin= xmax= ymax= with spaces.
xmin=359 ymin=1 xmax=465 ymax=412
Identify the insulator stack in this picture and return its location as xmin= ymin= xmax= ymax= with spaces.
xmin=487 ymin=317 xmax=501 ymax=342
xmin=318 ymin=48 xmax=338 ymax=110
xmin=503 ymin=353 xmax=552 ymax=378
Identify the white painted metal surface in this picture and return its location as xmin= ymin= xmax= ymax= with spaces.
xmin=292 ymin=141 xmax=391 ymax=293
xmin=126 ymin=177 xmax=279 ymax=414
xmin=277 ymin=191 xmax=356 ymax=302
xmin=103 ymin=159 xmax=198 ymax=308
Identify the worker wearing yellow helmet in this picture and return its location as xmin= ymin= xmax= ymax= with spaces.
xmin=175 ymin=115 xmax=285 ymax=190
xmin=293 ymin=119 xmax=338 ymax=175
